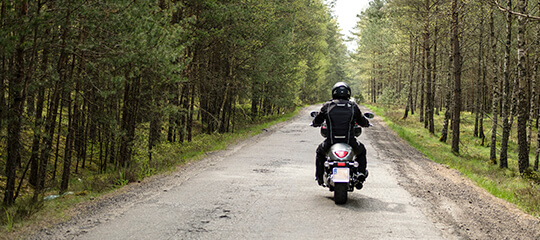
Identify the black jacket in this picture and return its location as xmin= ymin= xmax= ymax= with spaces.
xmin=312 ymin=99 xmax=370 ymax=144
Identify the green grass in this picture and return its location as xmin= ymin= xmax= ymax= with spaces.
xmin=365 ymin=104 xmax=540 ymax=218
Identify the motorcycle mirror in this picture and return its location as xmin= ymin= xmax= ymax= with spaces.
xmin=364 ymin=112 xmax=375 ymax=119
xmin=310 ymin=111 xmax=319 ymax=118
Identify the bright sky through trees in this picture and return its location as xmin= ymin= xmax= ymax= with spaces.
xmin=331 ymin=0 xmax=371 ymax=51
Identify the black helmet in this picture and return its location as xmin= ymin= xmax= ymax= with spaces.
xmin=332 ymin=82 xmax=351 ymax=99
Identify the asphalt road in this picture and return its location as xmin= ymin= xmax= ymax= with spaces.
xmin=31 ymin=106 xmax=540 ymax=240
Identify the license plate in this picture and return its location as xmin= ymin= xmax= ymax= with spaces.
xmin=332 ymin=167 xmax=349 ymax=183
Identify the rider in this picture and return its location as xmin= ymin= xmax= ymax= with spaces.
xmin=311 ymin=82 xmax=371 ymax=189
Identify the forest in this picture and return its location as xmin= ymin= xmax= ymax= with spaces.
xmin=1 ymin=0 xmax=539 ymax=221
xmin=351 ymin=0 xmax=539 ymax=175
xmin=1 ymin=0 xmax=349 ymax=207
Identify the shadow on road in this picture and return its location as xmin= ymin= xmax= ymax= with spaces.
xmin=324 ymin=195 xmax=407 ymax=213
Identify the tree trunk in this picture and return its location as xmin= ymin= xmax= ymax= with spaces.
xmin=29 ymin=41 xmax=49 ymax=186
xmin=474 ymin=17 xmax=484 ymax=138
xmin=451 ymin=0 xmax=462 ymax=154
xmin=28 ymin=88 xmax=45 ymax=187
xmin=500 ymin=0 xmax=513 ymax=169
xmin=0 ymin=0 xmax=7 ymax=124
xmin=440 ymin=47 xmax=453 ymax=143
xmin=180 ymin=83 xmax=189 ymax=143
xmin=149 ymin=93 xmax=163 ymax=163
xmin=432 ymin=15 xmax=439 ymax=118
xmin=424 ymin=0 xmax=434 ymax=134
xmin=60 ymin=91 xmax=74 ymax=193
xmin=403 ymin=36 xmax=416 ymax=119
xmin=4 ymin=1 xmax=27 ymax=205
xmin=188 ymin=81 xmax=195 ymax=142
xmin=534 ymin=5 xmax=540 ymax=171
xmin=479 ymin=39 xmax=487 ymax=146
xmin=118 ymin=73 xmax=141 ymax=169
xmin=52 ymin=86 xmax=65 ymax=182
xmin=414 ymin=64 xmax=419 ymax=114
xmin=516 ymin=0 xmax=529 ymax=174
xmin=420 ymin=45 xmax=425 ymax=123
xmin=490 ymin=8 xmax=499 ymax=163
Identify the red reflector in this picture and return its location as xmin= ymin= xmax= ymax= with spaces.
xmin=335 ymin=151 xmax=348 ymax=158
xmin=337 ymin=162 xmax=346 ymax=167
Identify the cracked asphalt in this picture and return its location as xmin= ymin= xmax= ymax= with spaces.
xmin=30 ymin=106 xmax=540 ymax=240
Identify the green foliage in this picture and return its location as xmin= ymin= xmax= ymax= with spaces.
xmin=3 ymin=207 xmax=13 ymax=232
xmin=83 ymin=175 xmax=116 ymax=193
xmin=114 ymin=172 xmax=129 ymax=188
xmin=376 ymin=87 xmax=407 ymax=105
xmin=0 ymin=0 xmax=353 ymax=234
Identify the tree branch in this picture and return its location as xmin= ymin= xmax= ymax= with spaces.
xmin=493 ymin=0 xmax=540 ymax=20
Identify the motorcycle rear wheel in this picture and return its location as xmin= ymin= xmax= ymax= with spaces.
xmin=334 ymin=183 xmax=348 ymax=204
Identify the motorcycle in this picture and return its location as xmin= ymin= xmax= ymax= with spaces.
xmin=310 ymin=111 xmax=374 ymax=204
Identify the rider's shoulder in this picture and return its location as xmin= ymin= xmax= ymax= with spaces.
xmin=329 ymin=99 xmax=356 ymax=106
xmin=322 ymin=99 xmax=334 ymax=106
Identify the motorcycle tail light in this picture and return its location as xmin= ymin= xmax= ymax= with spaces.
xmin=334 ymin=151 xmax=348 ymax=158
xmin=337 ymin=162 xmax=346 ymax=167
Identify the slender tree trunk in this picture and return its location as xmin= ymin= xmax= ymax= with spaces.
xmin=474 ymin=17 xmax=484 ymax=138
xmin=73 ymin=78 xmax=82 ymax=175
xmin=500 ymin=0 xmax=513 ymax=169
xmin=533 ymin=85 xmax=539 ymax=171
xmin=0 ymin=0 xmax=7 ymax=123
xmin=118 ymin=73 xmax=141 ymax=169
xmin=80 ymin=100 xmax=89 ymax=170
xmin=188 ymin=81 xmax=195 ymax=142
xmin=371 ymin=75 xmax=377 ymax=103
xmin=74 ymin=46 xmax=87 ymax=172
xmin=433 ymin=15 xmax=439 ymax=118
xmin=531 ymin=5 xmax=540 ymax=171
xmin=251 ymin=79 xmax=259 ymax=121
xmin=516 ymin=0 xmax=529 ymax=174
xmin=403 ymin=36 xmax=416 ymax=119
xmin=167 ymin=82 xmax=179 ymax=142
xmin=414 ymin=63 xmax=419 ymax=114
xmin=480 ymin=44 xmax=487 ymax=146
xmin=52 ymin=86 xmax=65 ymax=182
xmin=179 ymin=83 xmax=188 ymax=143
xmin=29 ymin=39 xmax=49 ymax=186
xmin=490 ymin=8 xmax=500 ymax=163
xmin=451 ymin=0 xmax=462 ymax=154
xmin=420 ymin=46 xmax=425 ymax=123
xmin=4 ymin=1 xmax=27 ymax=205
xmin=424 ymin=2 xmax=434 ymax=134
xmin=60 ymin=91 xmax=74 ymax=193
xmin=149 ymin=92 xmax=163 ymax=163
xmin=440 ymin=48 xmax=453 ymax=143
xmin=29 ymin=88 xmax=45 ymax=187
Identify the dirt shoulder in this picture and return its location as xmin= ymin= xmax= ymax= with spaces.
xmin=364 ymin=108 xmax=540 ymax=239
